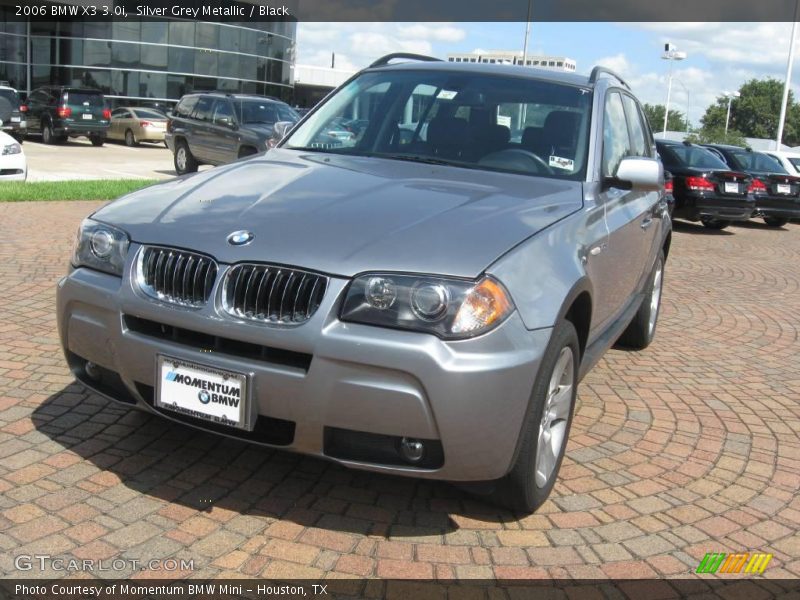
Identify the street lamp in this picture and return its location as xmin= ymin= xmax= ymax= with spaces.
xmin=672 ymin=78 xmax=691 ymax=134
xmin=723 ymin=91 xmax=740 ymax=135
xmin=662 ymin=43 xmax=687 ymax=136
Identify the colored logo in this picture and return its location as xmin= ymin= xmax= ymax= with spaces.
xmin=227 ymin=230 xmax=254 ymax=246
xmin=696 ymin=552 xmax=772 ymax=575
xmin=197 ymin=390 xmax=211 ymax=404
xmin=165 ymin=371 xmax=178 ymax=381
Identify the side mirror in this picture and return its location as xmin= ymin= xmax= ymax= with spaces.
xmin=218 ymin=116 xmax=236 ymax=129
xmin=272 ymin=120 xmax=294 ymax=140
xmin=612 ymin=157 xmax=663 ymax=191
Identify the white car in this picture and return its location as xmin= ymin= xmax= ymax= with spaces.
xmin=0 ymin=127 xmax=27 ymax=181
xmin=763 ymin=150 xmax=800 ymax=175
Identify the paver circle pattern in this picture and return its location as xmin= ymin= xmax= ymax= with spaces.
xmin=0 ymin=202 xmax=798 ymax=582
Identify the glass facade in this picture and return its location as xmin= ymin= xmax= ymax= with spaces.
xmin=0 ymin=8 xmax=296 ymax=108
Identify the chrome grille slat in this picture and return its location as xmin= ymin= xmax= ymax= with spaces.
xmin=138 ymin=246 xmax=217 ymax=307
xmin=224 ymin=264 xmax=327 ymax=325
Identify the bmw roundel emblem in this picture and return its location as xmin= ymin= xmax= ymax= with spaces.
xmin=198 ymin=390 xmax=211 ymax=404
xmin=227 ymin=230 xmax=254 ymax=246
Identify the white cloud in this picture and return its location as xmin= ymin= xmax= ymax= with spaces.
xmin=296 ymin=22 xmax=465 ymax=73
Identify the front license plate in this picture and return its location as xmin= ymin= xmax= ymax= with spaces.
xmin=777 ymin=183 xmax=791 ymax=194
xmin=156 ymin=355 xmax=251 ymax=430
xmin=82 ymin=113 xmax=93 ymax=120
xmin=724 ymin=182 xmax=739 ymax=194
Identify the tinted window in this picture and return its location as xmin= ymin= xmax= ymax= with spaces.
xmin=132 ymin=109 xmax=167 ymax=119
xmin=174 ymin=95 xmax=198 ymax=118
xmin=657 ymin=144 xmax=729 ymax=170
xmin=63 ymin=91 xmax=104 ymax=107
xmin=211 ymin=99 xmax=235 ymax=125
xmin=0 ymin=89 xmax=18 ymax=103
xmin=728 ymin=150 xmax=788 ymax=173
xmin=192 ymin=96 xmax=214 ymax=121
xmin=788 ymin=157 xmax=800 ymax=173
xmin=602 ymin=92 xmax=631 ymax=177
xmin=622 ymin=94 xmax=650 ymax=158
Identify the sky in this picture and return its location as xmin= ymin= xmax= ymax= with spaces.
xmin=295 ymin=22 xmax=800 ymax=129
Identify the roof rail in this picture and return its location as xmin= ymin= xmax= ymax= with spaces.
xmin=588 ymin=66 xmax=629 ymax=89
xmin=369 ymin=53 xmax=442 ymax=69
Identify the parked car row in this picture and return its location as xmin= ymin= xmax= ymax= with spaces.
xmin=657 ymin=140 xmax=800 ymax=229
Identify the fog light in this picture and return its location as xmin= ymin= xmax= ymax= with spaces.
xmin=399 ymin=437 xmax=425 ymax=463
xmin=84 ymin=361 xmax=101 ymax=380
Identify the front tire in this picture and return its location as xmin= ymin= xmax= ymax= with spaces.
xmin=174 ymin=141 xmax=198 ymax=175
xmin=616 ymin=251 xmax=665 ymax=350
xmin=763 ymin=216 xmax=789 ymax=227
xmin=486 ymin=320 xmax=579 ymax=513
xmin=701 ymin=217 xmax=731 ymax=230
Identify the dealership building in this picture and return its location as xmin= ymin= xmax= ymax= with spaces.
xmin=0 ymin=3 xmax=296 ymax=106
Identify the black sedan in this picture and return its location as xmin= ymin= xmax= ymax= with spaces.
xmin=656 ymin=139 xmax=754 ymax=230
xmin=702 ymin=144 xmax=800 ymax=227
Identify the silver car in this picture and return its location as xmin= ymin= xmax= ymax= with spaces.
xmin=57 ymin=54 xmax=670 ymax=512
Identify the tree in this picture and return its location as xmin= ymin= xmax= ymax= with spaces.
xmin=699 ymin=78 xmax=800 ymax=147
xmin=642 ymin=103 xmax=688 ymax=133
xmin=685 ymin=127 xmax=747 ymax=147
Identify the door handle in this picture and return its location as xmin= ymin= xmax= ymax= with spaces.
xmin=641 ymin=217 xmax=654 ymax=230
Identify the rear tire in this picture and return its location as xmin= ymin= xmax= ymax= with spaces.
xmin=174 ymin=140 xmax=198 ymax=175
xmin=616 ymin=251 xmax=665 ymax=350
xmin=763 ymin=217 xmax=789 ymax=227
xmin=125 ymin=129 xmax=137 ymax=147
xmin=90 ymin=135 xmax=105 ymax=147
xmin=42 ymin=122 xmax=54 ymax=145
xmin=483 ymin=320 xmax=580 ymax=513
xmin=701 ymin=217 xmax=731 ymax=230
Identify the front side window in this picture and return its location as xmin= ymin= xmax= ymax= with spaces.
xmin=282 ymin=70 xmax=592 ymax=180
xmin=602 ymin=92 xmax=630 ymax=177
xmin=622 ymin=94 xmax=650 ymax=158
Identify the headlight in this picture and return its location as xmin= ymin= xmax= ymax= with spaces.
xmin=71 ymin=219 xmax=130 ymax=276
xmin=2 ymin=142 xmax=21 ymax=155
xmin=340 ymin=274 xmax=514 ymax=339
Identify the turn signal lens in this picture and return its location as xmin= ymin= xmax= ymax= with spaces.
xmin=452 ymin=278 xmax=513 ymax=335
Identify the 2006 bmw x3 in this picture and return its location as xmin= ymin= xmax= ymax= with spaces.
xmin=57 ymin=54 xmax=671 ymax=512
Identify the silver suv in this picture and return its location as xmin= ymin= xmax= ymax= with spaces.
xmin=57 ymin=54 xmax=670 ymax=512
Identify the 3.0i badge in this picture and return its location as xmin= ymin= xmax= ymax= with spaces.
xmin=227 ymin=230 xmax=254 ymax=246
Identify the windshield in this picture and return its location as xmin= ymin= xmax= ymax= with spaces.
xmin=234 ymin=99 xmax=299 ymax=125
xmin=658 ymin=144 xmax=729 ymax=170
xmin=728 ymin=150 xmax=788 ymax=173
xmin=282 ymin=70 xmax=593 ymax=180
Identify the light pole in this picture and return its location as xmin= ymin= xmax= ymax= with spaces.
xmin=662 ymin=43 xmax=687 ymax=136
xmin=673 ymin=79 xmax=690 ymax=133
xmin=777 ymin=3 xmax=799 ymax=150
xmin=724 ymin=91 xmax=740 ymax=135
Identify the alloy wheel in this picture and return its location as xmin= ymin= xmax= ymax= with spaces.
xmin=647 ymin=259 xmax=663 ymax=337
xmin=535 ymin=346 xmax=574 ymax=488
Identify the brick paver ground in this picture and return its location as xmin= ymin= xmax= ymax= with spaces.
xmin=0 ymin=201 xmax=799 ymax=580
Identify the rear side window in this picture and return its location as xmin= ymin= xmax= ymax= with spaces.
xmin=174 ymin=95 xmax=199 ymax=118
xmin=729 ymin=150 xmax=788 ymax=173
xmin=602 ymin=92 xmax=631 ymax=177
xmin=0 ymin=89 xmax=18 ymax=103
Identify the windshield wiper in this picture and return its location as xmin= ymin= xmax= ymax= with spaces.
xmin=376 ymin=153 xmax=459 ymax=166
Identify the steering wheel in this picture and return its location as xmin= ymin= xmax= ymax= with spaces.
xmin=478 ymin=148 xmax=554 ymax=176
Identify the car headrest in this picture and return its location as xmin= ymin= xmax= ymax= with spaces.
xmin=427 ymin=116 xmax=469 ymax=149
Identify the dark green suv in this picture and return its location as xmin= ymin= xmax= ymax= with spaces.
xmin=25 ymin=86 xmax=110 ymax=146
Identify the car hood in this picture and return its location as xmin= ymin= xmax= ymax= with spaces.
xmin=93 ymin=149 xmax=583 ymax=278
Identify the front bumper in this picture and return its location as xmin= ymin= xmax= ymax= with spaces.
xmin=56 ymin=253 xmax=550 ymax=482
xmin=753 ymin=194 xmax=800 ymax=219
xmin=0 ymin=153 xmax=27 ymax=181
